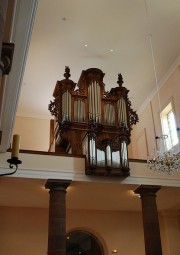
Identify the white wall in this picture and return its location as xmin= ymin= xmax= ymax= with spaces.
xmin=130 ymin=65 xmax=180 ymax=159
xmin=0 ymin=206 xmax=179 ymax=255
xmin=13 ymin=116 xmax=50 ymax=151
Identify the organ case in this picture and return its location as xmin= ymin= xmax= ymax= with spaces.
xmin=49 ymin=67 xmax=138 ymax=177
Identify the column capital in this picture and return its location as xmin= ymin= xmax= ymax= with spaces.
xmin=134 ymin=185 xmax=161 ymax=197
xmin=45 ymin=179 xmax=71 ymax=191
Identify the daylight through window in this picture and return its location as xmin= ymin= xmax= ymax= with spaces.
xmin=161 ymin=102 xmax=179 ymax=151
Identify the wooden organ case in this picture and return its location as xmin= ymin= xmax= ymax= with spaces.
xmin=49 ymin=67 xmax=138 ymax=177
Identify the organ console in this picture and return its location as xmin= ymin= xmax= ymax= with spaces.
xmin=49 ymin=67 xmax=138 ymax=177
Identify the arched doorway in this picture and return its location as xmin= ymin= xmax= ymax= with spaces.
xmin=66 ymin=230 xmax=104 ymax=255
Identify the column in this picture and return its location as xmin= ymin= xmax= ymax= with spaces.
xmin=134 ymin=185 xmax=163 ymax=255
xmin=45 ymin=179 xmax=71 ymax=255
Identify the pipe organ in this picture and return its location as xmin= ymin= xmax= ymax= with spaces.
xmin=49 ymin=67 xmax=138 ymax=177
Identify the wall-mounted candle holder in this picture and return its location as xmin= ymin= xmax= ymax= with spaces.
xmin=0 ymin=134 xmax=22 ymax=177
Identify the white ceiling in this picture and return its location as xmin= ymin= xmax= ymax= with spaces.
xmin=0 ymin=177 xmax=180 ymax=211
xmin=16 ymin=0 xmax=180 ymax=119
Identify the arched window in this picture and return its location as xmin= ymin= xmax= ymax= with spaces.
xmin=66 ymin=230 xmax=104 ymax=255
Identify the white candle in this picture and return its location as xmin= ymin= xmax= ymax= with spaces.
xmin=11 ymin=134 xmax=20 ymax=158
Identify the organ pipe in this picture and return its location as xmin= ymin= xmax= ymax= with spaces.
xmin=62 ymin=90 xmax=72 ymax=121
xmin=104 ymin=103 xmax=115 ymax=125
xmin=121 ymin=141 xmax=128 ymax=167
xmin=97 ymin=83 xmax=100 ymax=122
xmin=74 ymin=99 xmax=85 ymax=122
xmin=117 ymin=98 xmax=127 ymax=127
xmin=88 ymin=82 xmax=101 ymax=123
xmin=106 ymin=144 xmax=112 ymax=167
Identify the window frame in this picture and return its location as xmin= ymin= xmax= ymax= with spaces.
xmin=160 ymin=100 xmax=179 ymax=152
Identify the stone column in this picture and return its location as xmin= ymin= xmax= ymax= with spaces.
xmin=134 ymin=185 xmax=163 ymax=255
xmin=45 ymin=179 xmax=71 ymax=255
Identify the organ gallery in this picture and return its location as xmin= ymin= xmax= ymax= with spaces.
xmin=49 ymin=67 xmax=138 ymax=176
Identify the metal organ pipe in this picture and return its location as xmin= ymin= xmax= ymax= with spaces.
xmin=111 ymin=105 xmax=115 ymax=125
xmin=118 ymin=98 xmax=127 ymax=127
xmin=68 ymin=92 xmax=70 ymax=120
xmin=77 ymin=100 xmax=79 ymax=121
xmin=112 ymin=151 xmax=120 ymax=168
xmin=74 ymin=99 xmax=85 ymax=122
xmin=66 ymin=90 xmax=68 ymax=120
xmin=79 ymin=100 xmax=81 ymax=121
xmin=97 ymin=149 xmax=105 ymax=167
xmin=61 ymin=90 xmax=72 ymax=121
xmin=104 ymin=104 xmax=107 ymax=123
xmin=108 ymin=104 xmax=111 ymax=124
xmin=80 ymin=101 xmax=83 ymax=122
xmin=121 ymin=141 xmax=128 ymax=167
xmin=106 ymin=145 xmax=111 ymax=167
xmin=92 ymin=83 xmax=95 ymax=121
xmin=90 ymin=137 xmax=96 ymax=165
xmin=82 ymin=101 xmax=84 ymax=122
xmin=109 ymin=104 xmax=111 ymax=125
xmin=62 ymin=92 xmax=65 ymax=121
xmin=80 ymin=101 xmax=82 ymax=122
xmin=97 ymin=82 xmax=100 ymax=122
xmin=74 ymin=100 xmax=77 ymax=121
xmin=97 ymin=83 xmax=100 ymax=122
xmin=95 ymin=82 xmax=98 ymax=122
xmin=88 ymin=85 xmax=92 ymax=120
xmin=88 ymin=82 xmax=101 ymax=123
xmin=109 ymin=104 xmax=113 ymax=125
xmin=104 ymin=103 xmax=115 ymax=125
xmin=69 ymin=91 xmax=71 ymax=121
xmin=93 ymin=82 xmax=96 ymax=121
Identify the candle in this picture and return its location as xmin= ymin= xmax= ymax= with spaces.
xmin=11 ymin=134 xmax=20 ymax=158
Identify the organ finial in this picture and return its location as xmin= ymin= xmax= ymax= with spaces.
xmin=117 ymin=73 xmax=124 ymax=87
xmin=64 ymin=66 xmax=71 ymax=79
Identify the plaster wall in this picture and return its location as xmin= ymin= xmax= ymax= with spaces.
xmin=131 ymin=66 xmax=180 ymax=159
xmin=160 ymin=212 xmax=180 ymax=255
xmin=13 ymin=116 xmax=50 ymax=151
xmin=0 ymin=206 xmax=179 ymax=255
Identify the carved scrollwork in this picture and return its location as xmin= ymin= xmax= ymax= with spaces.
xmin=59 ymin=120 xmax=72 ymax=131
xmin=48 ymin=100 xmax=58 ymax=117
xmin=127 ymin=98 xmax=139 ymax=129
xmin=129 ymin=109 xmax=139 ymax=127
xmin=88 ymin=119 xmax=103 ymax=135
xmin=74 ymin=88 xmax=85 ymax=96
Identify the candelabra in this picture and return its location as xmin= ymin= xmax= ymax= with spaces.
xmin=147 ymin=136 xmax=180 ymax=174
